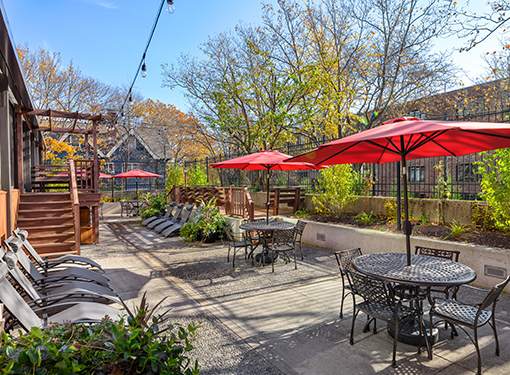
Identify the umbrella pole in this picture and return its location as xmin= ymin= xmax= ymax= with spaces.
xmin=401 ymin=153 xmax=412 ymax=266
xmin=111 ymin=178 xmax=114 ymax=201
xmin=136 ymin=178 xmax=139 ymax=199
xmin=266 ymin=170 xmax=270 ymax=224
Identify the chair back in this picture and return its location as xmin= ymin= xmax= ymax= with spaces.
xmin=2 ymin=249 xmax=43 ymax=300
xmin=335 ymin=248 xmax=362 ymax=275
xmin=223 ymin=226 xmax=235 ymax=243
xmin=163 ymin=201 xmax=176 ymax=218
xmin=348 ymin=271 xmax=392 ymax=306
xmin=13 ymin=228 xmax=44 ymax=267
xmin=0 ymin=261 xmax=42 ymax=331
xmin=180 ymin=204 xmax=195 ymax=224
xmin=172 ymin=203 xmax=185 ymax=221
xmin=3 ymin=236 xmax=44 ymax=282
xmin=478 ymin=275 xmax=510 ymax=312
xmin=295 ymin=220 xmax=307 ymax=236
xmin=415 ymin=246 xmax=460 ymax=262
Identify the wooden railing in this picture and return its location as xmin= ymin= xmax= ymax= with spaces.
xmin=271 ymin=187 xmax=305 ymax=215
xmin=230 ymin=186 xmax=254 ymax=220
xmin=74 ymin=159 xmax=96 ymax=192
xmin=173 ymin=184 xmax=253 ymax=221
xmin=31 ymin=159 xmax=96 ymax=193
xmin=31 ymin=165 xmax=70 ymax=192
xmin=69 ymin=160 xmax=81 ymax=255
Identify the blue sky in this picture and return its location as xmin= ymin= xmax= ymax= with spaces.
xmin=1 ymin=0 xmax=277 ymax=112
xmin=1 ymin=0 xmax=504 ymax=114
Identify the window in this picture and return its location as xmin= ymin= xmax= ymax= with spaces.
xmin=408 ymin=166 xmax=425 ymax=182
xmin=456 ymin=163 xmax=478 ymax=182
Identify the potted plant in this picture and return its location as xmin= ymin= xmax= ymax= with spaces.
xmin=180 ymin=198 xmax=227 ymax=243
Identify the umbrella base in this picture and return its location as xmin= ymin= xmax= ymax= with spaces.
xmin=387 ymin=318 xmax=438 ymax=346
xmin=255 ymin=251 xmax=279 ymax=264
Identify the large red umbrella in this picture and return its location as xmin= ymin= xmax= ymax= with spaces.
xmin=113 ymin=169 xmax=163 ymax=195
xmin=287 ymin=117 xmax=510 ymax=265
xmin=211 ymin=150 xmax=324 ymax=222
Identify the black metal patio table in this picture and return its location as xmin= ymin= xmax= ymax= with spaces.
xmin=352 ymin=252 xmax=477 ymax=357
xmin=239 ymin=220 xmax=295 ymax=272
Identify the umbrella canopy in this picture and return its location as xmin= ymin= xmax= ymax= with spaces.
xmin=211 ymin=150 xmax=323 ymax=222
xmin=112 ymin=169 xmax=162 ymax=178
xmin=287 ymin=117 xmax=510 ymax=265
xmin=112 ymin=169 xmax=163 ymax=195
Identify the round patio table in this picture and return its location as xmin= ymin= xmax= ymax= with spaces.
xmin=352 ymin=252 xmax=476 ymax=287
xmin=240 ymin=220 xmax=295 ymax=272
xmin=352 ymin=252 xmax=476 ymax=354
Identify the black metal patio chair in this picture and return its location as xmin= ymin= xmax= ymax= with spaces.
xmin=348 ymin=270 xmax=426 ymax=368
xmin=334 ymin=248 xmax=362 ymax=319
xmin=224 ymin=226 xmax=253 ymax=267
xmin=293 ymin=220 xmax=307 ymax=260
xmin=429 ymin=275 xmax=510 ymax=375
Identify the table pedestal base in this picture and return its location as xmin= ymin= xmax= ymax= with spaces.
xmin=387 ymin=319 xmax=439 ymax=347
xmin=255 ymin=252 xmax=279 ymax=264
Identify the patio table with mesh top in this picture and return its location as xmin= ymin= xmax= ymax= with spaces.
xmin=240 ymin=220 xmax=295 ymax=272
xmin=352 ymin=252 xmax=477 ymax=356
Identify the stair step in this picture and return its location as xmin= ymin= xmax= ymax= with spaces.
xmin=19 ymin=201 xmax=72 ymax=210
xmin=18 ymin=209 xmax=74 ymax=219
xmin=14 ymin=224 xmax=75 ymax=236
xmin=31 ymin=242 xmax=75 ymax=255
xmin=17 ymin=216 xmax=74 ymax=226
xmin=20 ymin=193 xmax=71 ymax=202
xmin=28 ymin=232 xmax=75 ymax=245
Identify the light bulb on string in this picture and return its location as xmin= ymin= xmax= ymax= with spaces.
xmin=167 ymin=0 xmax=175 ymax=14
xmin=141 ymin=63 xmax=147 ymax=78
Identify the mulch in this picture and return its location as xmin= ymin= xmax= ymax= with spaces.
xmin=305 ymin=213 xmax=510 ymax=250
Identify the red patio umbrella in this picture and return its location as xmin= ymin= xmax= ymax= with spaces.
xmin=211 ymin=150 xmax=324 ymax=222
xmin=112 ymin=169 xmax=163 ymax=195
xmin=287 ymin=117 xmax=510 ymax=265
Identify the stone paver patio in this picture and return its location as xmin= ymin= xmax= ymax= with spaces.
xmin=82 ymin=213 xmax=510 ymax=375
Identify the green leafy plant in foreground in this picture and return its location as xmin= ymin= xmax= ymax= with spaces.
xmin=0 ymin=293 xmax=200 ymax=375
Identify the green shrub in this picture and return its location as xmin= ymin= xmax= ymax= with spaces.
xmin=180 ymin=198 xmax=227 ymax=242
xmin=0 ymin=293 xmax=200 ymax=374
xmin=476 ymin=149 xmax=510 ymax=230
xmin=166 ymin=163 xmax=184 ymax=190
xmin=312 ymin=165 xmax=357 ymax=217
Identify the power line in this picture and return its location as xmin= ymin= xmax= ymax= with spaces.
xmin=117 ymin=0 xmax=174 ymax=121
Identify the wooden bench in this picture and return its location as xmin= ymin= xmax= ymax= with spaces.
xmin=272 ymin=187 xmax=305 ymax=215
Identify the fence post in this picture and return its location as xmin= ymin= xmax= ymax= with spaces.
xmin=293 ymin=187 xmax=301 ymax=213
xmin=273 ymin=188 xmax=280 ymax=215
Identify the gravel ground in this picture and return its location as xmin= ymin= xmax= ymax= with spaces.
xmin=83 ymin=216 xmax=510 ymax=374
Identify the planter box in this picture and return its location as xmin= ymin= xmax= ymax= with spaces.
xmin=297 ymin=218 xmax=509 ymax=292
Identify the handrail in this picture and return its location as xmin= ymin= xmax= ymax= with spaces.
xmin=68 ymin=160 xmax=81 ymax=255
xmin=243 ymin=186 xmax=255 ymax=221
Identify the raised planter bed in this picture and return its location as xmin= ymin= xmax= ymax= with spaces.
xmin=298 ymin=219 xmax=509 ymax=292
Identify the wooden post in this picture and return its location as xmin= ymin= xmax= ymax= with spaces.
xmin=273 ymin=188 xmax=280 ymax=216
xmin=84 ymin=134 xmax=89 ymax=160
xmin=293 ymin=187 xmax=301 ymax=213
xmin=0 ymin=304 xmax=4 ymax=337
xmin=16 ymin=111 xmax=23 ymax=191
xmin=69 ymin=160 xmax=81 ymax=255
xmin=92 ymin=121 xmax=99 ymax=192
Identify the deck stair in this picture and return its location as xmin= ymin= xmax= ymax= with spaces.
xmin=16 ymin=192 xmax=77 ymax=256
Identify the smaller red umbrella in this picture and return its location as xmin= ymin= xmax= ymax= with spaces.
xmin=211 ymin=150 xmax=324 ymax=222
xmin=112 ymin=169 xmax=163 ymax=194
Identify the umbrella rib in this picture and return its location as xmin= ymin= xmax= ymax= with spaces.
xmin=459 ymin=128 xmax=510 ymax=141
xmin=313 ymin=141 xmax=364 ymax=165
xmin=407 ymin=130 xmax=454 ymax=155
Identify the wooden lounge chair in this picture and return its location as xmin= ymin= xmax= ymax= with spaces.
xmin=13 ymin=228 xmax=104 ymax=273
xmin=141 ymin=201 xmax=176 ymax=226
xmin=153 ymin=204 xmax=194 ymax=234
xmin=0 ymin=262 xmax=123 ymax=333
xmin=4 ymin=236 xmax=112 ymax=290
xmin=1 ymin=248 xmax=121 ymax=309
xmin=147 ymin=203 xmax=185 ymax=229
xmin=160 ymin=206 xmax=196 ymax=237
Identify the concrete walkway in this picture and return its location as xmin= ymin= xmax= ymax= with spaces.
xmin=82 ymin=215 xmax=510 ymax=375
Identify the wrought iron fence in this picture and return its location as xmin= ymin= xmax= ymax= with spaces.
xmin=180 ymin=137 xmax=487 ymax=200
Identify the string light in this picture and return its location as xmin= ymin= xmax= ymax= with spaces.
xmin=116 ymin=0 xmax=175 ymax=124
